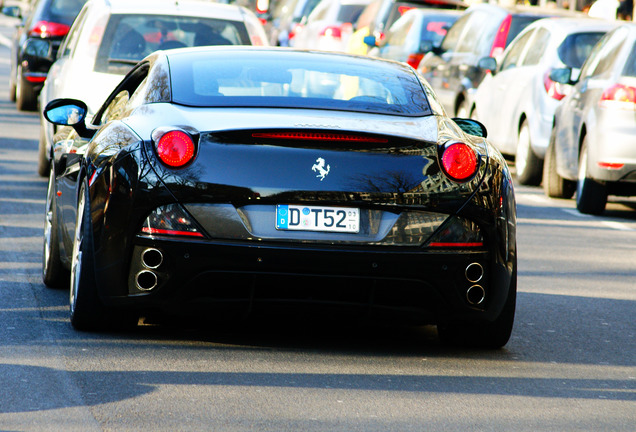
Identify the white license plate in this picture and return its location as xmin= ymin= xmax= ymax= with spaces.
xmin=276 ymin=205 xmax=359 ymax=233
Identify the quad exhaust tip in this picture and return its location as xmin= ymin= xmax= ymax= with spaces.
xmin=466 ymin=285 xmax=485 ymax=305
xmin=136 ymin=270 xmax=158 ymax=291
xmin=141 ymin=248 xmax=163 ymax=269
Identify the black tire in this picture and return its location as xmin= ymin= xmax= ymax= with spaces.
xmin=515 ymin=120 xmax=542 ymax=186
xmin=37 ymin=125 xmax=51 ymax=177
xmin=576 ymin=139 xmax=607 ymax=215
xmin=543 ymin=128 xmax=575 ymax=199
xmin=9 ymin=68 xmax=16 ymax=102
xmin=15 ymin=66 xmax=38 ymax=111
xmin=70 ymin=182 xmax=137 ymax=331
xmin=42 ymin=167 xmax=68 ymax=288
xmin=438 ymin=258 xmax=517 ymax=349
xmin=456 ymin=99 xmax=468 ymax=118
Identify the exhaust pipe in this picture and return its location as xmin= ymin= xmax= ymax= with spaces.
xmin=136 ymin=270 xmax=158 ymax=291
xmin=466 ymin=285 xmax=485 ymax=305
xmin=465 ymin=262 xmax=484 ymax=283
xmin=141 ymin=248 xmax=163 ymax=269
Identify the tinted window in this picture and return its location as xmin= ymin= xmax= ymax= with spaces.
xmin=456 ymin=10 xmax=490 ymax=54
xmin=557 ymin=32 xmax=606 ymax=69
xmin=585 ymin=28 xmax=627 ymax=77
xmin=45 ymin=0 xmax=87 ymax=25
xmin=169 ymin=50 xmax=432 ymax=116
xmin=337 ymin=5 xmax=367 ymax=23
xmin=440 ymin=12 xmax=468 ymax=52
xmin=506 ymin=15 xmax=542 ymax=46
xmin=419 ymin=13 xmax=459 ymax=45
xmin=95 ymin=15 xmax=251 ymax=74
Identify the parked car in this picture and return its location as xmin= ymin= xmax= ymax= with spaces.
xmin=418 ymin=4 xmax=580 ymax=118
xmin=291 ymin=0 xmax=372 ymax=51
xmin=472 ymin=17 xmax=616 ymax=185
xmin=543 ymin=23 xmax=636 ymax=215
xmin=1 ymin=0 xmax=34 ymax=19
xmin=345 ymin=0 xmax=465 ymax=57
xmin=7 ymin=0 xmax=87 ymax=111
xmin=367 ymin=8 xmax=461 ymax=69
xmin=37 ymin=0 xmax=268 ymax=176
xmin=263 ymin=0 xmax=321 ymax=46
xmin=42 ymin=46 xmax=516 ymax=348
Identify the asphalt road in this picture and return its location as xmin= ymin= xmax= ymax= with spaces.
xmin=0 ymin=15 xmax=635 ymax=432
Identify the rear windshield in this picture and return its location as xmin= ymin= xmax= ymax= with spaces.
xmin=337 ymin=4 xmax=367 ymax=23
xmin=44 ymin=0 xmax=87 ymax=25
xmin=168 ymin=50 xmax=432 ymax=116
xmin=558 ymin=32 xmax=606 ymax=69
xmin=420 ymin=14 xmax=460 ymax=44
xmin=507 ymin=16 xmax=542 ymax=46
xmin=95 ymin=14 xmax=251 ymax=74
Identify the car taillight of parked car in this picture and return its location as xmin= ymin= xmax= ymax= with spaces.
xmin=599 ymin=83 xmax=636 ymax=110
xmin=288 ymin=23 xmax=303 ymax=41
xmin=29 ymin=21 xmax=70 ymax=38
xmin=320 ymin=23 xmax=352 ymax=40
xmin=407 ymin=53 xmax=424 ymax=69
xmin=490 ymin=14 xmax=511 ymax=58
xmin=543 ymin=71 xmax=567 ymax=101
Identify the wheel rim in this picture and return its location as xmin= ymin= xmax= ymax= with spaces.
xmin=70 ymin=188 xmax=85 ymax=315
xmin=516 ymin=124 xmax=530 ymax=177
xmin=43 ymin=169 xmax=55 ymax=275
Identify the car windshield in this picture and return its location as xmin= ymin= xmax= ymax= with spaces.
xmin=558 ymin=32 xmax=606 ymax=69
xmin=95 ymin=14 xmax=251 ymax=73
xmin=168 ymin=50 xmax=432 ymax=116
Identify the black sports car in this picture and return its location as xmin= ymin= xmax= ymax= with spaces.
xmin=43 ymin=46 xmax=517 ymax=348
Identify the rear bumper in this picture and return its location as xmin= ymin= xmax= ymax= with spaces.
xmin=99 ymin=236 xmax=512 ymax=325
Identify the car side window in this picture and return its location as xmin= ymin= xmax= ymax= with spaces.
xmin=522 ymin=27 xmax=549 ymax=66
xmin=455 ymin=11 xmax=487 ymax=54
xmin=441 ymin=12 xmax=469 ymax=53
xmin=385 ymin=12 xmax=414 ymax=48
xmin=500 ymin=28 xmax=535 ymax=70
xmin=59 ymin=6 xmax=88 ymax=58
xmin=580 ymin=27 xmax=628 ymax=80
xmin=101 ymin=90 xmax=130 ymax=123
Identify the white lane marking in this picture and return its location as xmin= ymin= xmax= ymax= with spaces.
xmin=0 ymin=32 xmax=11 ymax=48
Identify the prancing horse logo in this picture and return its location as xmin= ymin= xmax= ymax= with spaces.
xmin=311 ymin=157 xmax=330 ymax=181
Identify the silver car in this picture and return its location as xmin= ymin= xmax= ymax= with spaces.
xmin=544 ymin=23 xmax=636 ymax=215
xmin=473 ymin=17 xmax=617 ymax=186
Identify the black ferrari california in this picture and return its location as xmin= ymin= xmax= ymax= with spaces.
xmin=42 ymin=46 xmax=516 ymax=348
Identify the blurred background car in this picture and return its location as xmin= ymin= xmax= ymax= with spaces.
xmin=37 ymin=0 xmax=268 ymax=175
xmin=7 ymin=0 xmax=87 ymax=111
xmin=473 ymin=17 xmax=617 ymax=186
xmin=0 ymin=0 xmax=34 ymax=19
xmin=263 ymin=0 xmax=321 ymax=46
xmin=543 ymin=23 xmax=636 ymax=215
xmin=417 ymin=3 xmax=580 ymax=118
xmin=291 ymin=0 xmax=372 ymax=51
xmin=345 ymin=0 xmax=465 ymax=57
xmin=366 ymin=7 xmax=461 ymax=69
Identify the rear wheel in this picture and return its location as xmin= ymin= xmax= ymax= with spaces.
xmin=9 ymin=66 xmax=16 ymax=102
xmin=543 ymin=128 xmax=575 ymax=199
xmin=515 ymin=120 xmax=542 ymax=186
xmin=576 ymin=139 xmax=607 ymax=215
xmin=438 ymin=258 xmax=517 ymax=349
xmin=70 ymin=182 xmax=137 ymax=330
xmin=15 ymin=66 xmax=38 ymax=111
xmin=42 ymin=167 xmax=68 ymax=288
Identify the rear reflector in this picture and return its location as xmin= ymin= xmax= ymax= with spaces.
xmin=598 ymin=162 xmax=624 ymax=169
xmin=252 ymin=132 xmax=388 ymax=143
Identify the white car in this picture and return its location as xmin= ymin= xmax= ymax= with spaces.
xmin=472 ymin=17 xmax=618 ymax=185
xmin=291 ymin=0 xmax=371 ymax=52
xmin=37 ymin=0 xmax=268 ymax=176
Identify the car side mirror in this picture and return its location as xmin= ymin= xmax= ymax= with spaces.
xmin=363 ymin=35 xmax=376 ymax=47
xmin=2 ymin=6 xmax=22 ymax=19
xmin=453 ymin=118 xmax=488 ymax=138
xmin=478 ymin=57 xmax=497 ymax=74
xmin=44 ymin=98 xmax=94 ymax=139
xmin=549 ymin=68 xmax=575 ymax=85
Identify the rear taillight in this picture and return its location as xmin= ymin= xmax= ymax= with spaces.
xmin=140 ymin=204 xmax=204 ymax=238
xmin=289 ymin=23 xmax=303 ymax=41
xmin=440 ymin=142 xmax=478 ymax=182
xmin=599 ymin=83 xmax=636 ymax=110
xmin=29 ymin=21 xmax=70 ymax=38
xmin=256 ymin=0 xmax=269 ymax=14
xmin=320 ymin=26 xmax=343 ymax=39
xmin=406 ymin=53 xmax=424 ymax=69
xmin=544 ymin=71 xmax=567 ymax=101
xmin=155 ymin=130 xmax=196 ymax=168
xmin=397 ymin=5 xmax=414 ymax=15
xmin=426 ymin=216 xmax=484 ymax=248
xmin=490 ymin=15 xmax=511 ymax=58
